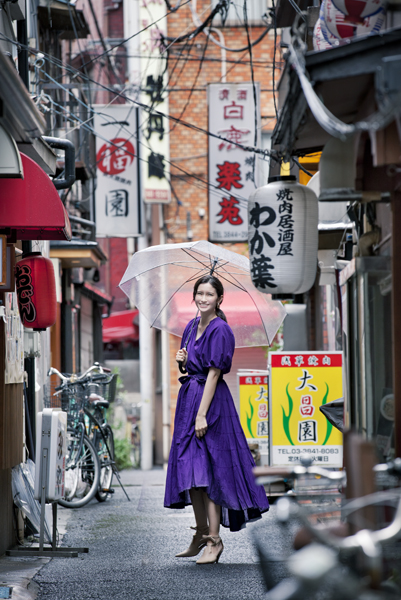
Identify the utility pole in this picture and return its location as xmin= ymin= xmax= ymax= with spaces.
xmin=138 ymin=234 xmax=155 ymax=470
xmin=159 ymin=206 xmax=171 ymax=466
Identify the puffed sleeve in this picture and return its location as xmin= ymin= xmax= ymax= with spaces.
xmin=201 ymin=320 xmax=235 ymax=374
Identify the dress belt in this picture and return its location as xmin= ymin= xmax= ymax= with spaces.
xmin=178 ymin=373 xmax=207 ymax=385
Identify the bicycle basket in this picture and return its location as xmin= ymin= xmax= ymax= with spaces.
xmin=44 ymin=380 xmax=86 ymax=427
xmin=84 ymin=373 xmax=117 ymax=404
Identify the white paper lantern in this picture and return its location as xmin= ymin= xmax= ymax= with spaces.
xmin=314 ymin=16 xmax=336 ymax=50
xmin=248 ymin=176 xmax=319 ymax=295
xmin=324 ymin=0 xmax=384 ymax=40
xmin=331 ymin=0 xmax=384 ymax=23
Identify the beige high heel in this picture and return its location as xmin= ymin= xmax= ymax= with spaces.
xmin=175 ymin=526 xmax=209 ymax=557
xmin=196 ymin=535 xmax=224 ymax=564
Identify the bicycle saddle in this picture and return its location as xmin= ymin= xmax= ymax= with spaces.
xmin=92 ymin=399 xmax=110 ymax=409
xmin=89 ymin=393 xmax=109 ymax=409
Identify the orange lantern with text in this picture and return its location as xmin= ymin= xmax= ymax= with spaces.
xmin=15 ymin=253 xmax=57 ymax=331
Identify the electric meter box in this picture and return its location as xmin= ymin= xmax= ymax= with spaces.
xmin=34 ymin=408 xmax=67 ymax=502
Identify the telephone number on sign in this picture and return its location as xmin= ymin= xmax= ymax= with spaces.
xmin=277 ymin=448 xmax=340 ymax=454
xmin=211 ymin=231 xmax=247 ymax=240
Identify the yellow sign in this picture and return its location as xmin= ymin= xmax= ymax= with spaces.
xmin=238 ymin=372 xmax=269 ymax=458
xmin=269 ymin=352 xmax=343 ymax=467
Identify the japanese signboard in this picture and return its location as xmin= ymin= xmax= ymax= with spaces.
xmin=139 ymin=0 xmax=171 ymax=204
xmin=208 ymin=83 xmax=260 ymax=242
xmin=268 ymin=352 xmax=343 ymax=467
xmin=238 ymin=371 xmax=269 ymax=461
xmin=94 ymin=105 xmax=141 ymax=237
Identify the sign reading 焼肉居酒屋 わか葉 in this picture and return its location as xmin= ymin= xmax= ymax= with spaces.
xmin=208 ymin=82 xmax=260 ymax=242
xmin=269 ymin=352 xmax=343 ymax=467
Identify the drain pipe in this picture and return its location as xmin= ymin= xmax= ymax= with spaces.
xmin=42 ymin=136 xmax=76 ymax=190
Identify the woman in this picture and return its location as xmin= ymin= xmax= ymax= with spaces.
xmin=164 ymin=274 xmax=269 ymax=564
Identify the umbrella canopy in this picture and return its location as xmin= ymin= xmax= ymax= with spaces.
xmin=119 ymin=241 xmax=286 ymax=347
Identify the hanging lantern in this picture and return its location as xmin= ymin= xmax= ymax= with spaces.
xmin=15 ymin=253 xmax=57 ymax=331
xmin=324 ymin=0 xmax=384 ymax=39
xmin=313 ymin=17 xmax=335 ymax=50
xmin=248 ymin=176 xmax=319 ymax=295
xmin=331 ymin=0 xmax=384 ymax=23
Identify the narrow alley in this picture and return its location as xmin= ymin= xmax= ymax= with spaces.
xmin=33 ymin=469 xmax=291 ymax=600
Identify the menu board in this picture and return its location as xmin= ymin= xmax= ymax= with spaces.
xmin=5 ymin=291 xmax=24 ymax=384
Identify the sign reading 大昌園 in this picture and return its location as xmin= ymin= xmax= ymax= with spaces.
xmin=269 ymin=352 xmax=343 ymax=467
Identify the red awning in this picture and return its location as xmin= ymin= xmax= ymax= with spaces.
xmin=102 ymin=309 xmax=139 ymax=344
xmin=0 ymin=153 xmax=72 ymax=241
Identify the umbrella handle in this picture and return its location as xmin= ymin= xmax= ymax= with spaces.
xmin=178 ymin=361 xmax=187 ymax=374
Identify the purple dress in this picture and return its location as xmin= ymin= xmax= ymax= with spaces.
xmin=164 ymin=316 xmax=269 ymax=532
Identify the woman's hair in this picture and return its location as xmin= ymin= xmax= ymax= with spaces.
xmin=193 ymin=275 xmax=227 ymax=322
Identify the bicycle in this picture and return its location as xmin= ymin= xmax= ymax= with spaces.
xmin=46 ymin=363 xmax=130 ymax=507
xmin=253 ymin=458 xmax=401 ymax=600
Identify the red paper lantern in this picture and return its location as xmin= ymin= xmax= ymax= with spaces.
xmin=15 ymin=252 xmax=57 ymax=331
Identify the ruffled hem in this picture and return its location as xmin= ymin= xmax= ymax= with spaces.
xmin=164 ymin=487 xmax=269 ymax=532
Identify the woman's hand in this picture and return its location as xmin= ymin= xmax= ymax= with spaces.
xmin=176 ymin=348 xmax=188 ymax=367
xmin=195 ymin=414 xmax=208 ymax=438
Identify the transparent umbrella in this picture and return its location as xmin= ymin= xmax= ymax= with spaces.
xmin=119 ymin=240 xmax=286 ymax=348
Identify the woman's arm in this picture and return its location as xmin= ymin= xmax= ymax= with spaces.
xmin=195 ymin=367 xmax=221 ymax=438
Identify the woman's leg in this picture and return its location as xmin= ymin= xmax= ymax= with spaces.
xmin=189 ymin=488 xmax=208 ymax=529
xmin=196 ymin=493 xmax=224 ymax=564
xmin=203 ymin=493 xmax=221 ymax=537
xmin=176 ymin=488 xmax=209 ymax=557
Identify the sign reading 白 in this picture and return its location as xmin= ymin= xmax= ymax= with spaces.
xmin=208 ymin=83 xmax=260 ymax=242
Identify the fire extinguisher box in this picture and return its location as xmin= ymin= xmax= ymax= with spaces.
xmin=34 ymin=409 xmax=67 ymax=502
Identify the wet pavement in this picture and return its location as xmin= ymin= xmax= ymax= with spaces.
xmin=33 ymin=468 xmax=293 ymax=600
xmin=1 ymin=468 xmax=319 ymax=600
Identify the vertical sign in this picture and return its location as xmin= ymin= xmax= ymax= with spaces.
xmin=208 ymin=82 xmax=260 ymax=242
xmin=238 ymin=371 xmax=269 ymax=461
xmin=139 ymin=0 xmax=171 ymax=204
xmin=94 ymin=105 xmax=140 ymax=237
xmin=269 ymin=352 xmax=343 ymax=467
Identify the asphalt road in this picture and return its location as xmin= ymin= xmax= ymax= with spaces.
xmin=34 ymin=469 xmax=297 ymax=600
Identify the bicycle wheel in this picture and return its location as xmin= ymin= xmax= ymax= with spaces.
xmin=95 ymin=425 xmax=115 ymax=502
xmin=59 ymin=429 xmax=101 ymax=509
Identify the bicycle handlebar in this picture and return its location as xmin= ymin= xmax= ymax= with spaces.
xmin=47 ymin=362 xmax=108 ymax=384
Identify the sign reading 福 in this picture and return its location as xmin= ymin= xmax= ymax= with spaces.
xmin=94 ymin=105 xmax=140 ymax=237
xmin=208 ymin=83 xmax=260 ymax=242
xmin=269 ymin=351 xmax=343 ymax=467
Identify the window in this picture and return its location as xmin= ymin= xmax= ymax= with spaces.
xmin=211 ymin=0 xmax=268 ymax=25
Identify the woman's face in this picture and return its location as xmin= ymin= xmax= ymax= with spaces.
xmin=194 ymin=283 xmax=221 ymax=318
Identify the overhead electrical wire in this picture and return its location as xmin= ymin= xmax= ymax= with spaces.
xmin=77 ymin=0 xmax=192 ymax=73
xmin=43 ymin=92 xmax=253 ymax=210
xmin=270 ymin=0 xmax=279 ymax=120
xmin=169 ymin=23 xmax=211 ymax=133
xmin=21 ymin=42 xmax=279 ymax=160
xmin=189 ymin=0 xmax=272 ymax=52
xmin=243 ymin=0 xmax=258 ymax=186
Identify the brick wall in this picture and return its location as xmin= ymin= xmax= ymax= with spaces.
xmin=165 ymin=0 xmax=277 ymax=245
xmin=165 ymin=1 xmax=278 ymax=429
